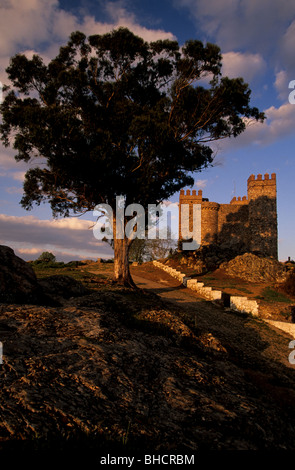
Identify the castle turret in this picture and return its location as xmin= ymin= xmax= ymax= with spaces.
xmin=247 ymin=173 xmax=278 ymax=259
xmin=247 ymin=173 xmax=276 ymax=200
xmin=179 ymin=189 xmax=203 ymax=241
xmin=201 ymin=201 xmax=219 ymax=245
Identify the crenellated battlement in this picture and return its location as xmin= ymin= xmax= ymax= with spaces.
xmin=247 ymin=172 xmax=276 ymax=201
xmin=179 ymin=172 xmax=278 ymax=259
xmin=179 ymin=189 xmax=205 ymax=205
xmin=230 ymin=195 xmax=248 ymax=205
xmin=247 ymin=173 xmax=276 ymax=183
xmin=180 ymin=189 xmax=203 ymax=198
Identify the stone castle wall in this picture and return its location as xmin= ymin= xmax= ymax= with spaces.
xmin=179 ymin=173 xmax=278 ymax=259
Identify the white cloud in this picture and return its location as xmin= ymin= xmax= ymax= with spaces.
xmin=5 ymin=186 xmax=22 ymax=194
xmin=194 ymin=179 xmax=207 ymax=189
xmin=0 ymin=0 xmax=176 ymax=173
xmin=0 ymin=169 xmax=26 ymax=181
xmin=0 ymin=213 xmax=92 ymax=230
xmin=274 ymin=70 xmax=289 ymax=101
xmin=210 ymin=102 xmax=295 ymax=151
xmin=222 ymin=52 xmax=266 ymax=83
xmin=280 ymin=20 xmax=295 ymax=73
xmin=0 ymin=148 xmax=20 ymax=171
xmin=101 ymin=2 xmax=176 ymax=42
xmin=177 ymin=0 xmax=295 ymax=53
xmin=0 ymin=148 xmax=43 ymax=176
xmin=0 ymin=213 xmax=114 ymax=261
xmin=18 ymin=247 xmax=41 ymax=255
xmin=0 ymin=0 xmax=176 ymax=88
xmin=263 ymin=103 xmax=295 ymax=142
xmin=11 ymin=170 xmax=26 ymax=182
xmin=176 ymin=0 xmax=295 ymax=85
xmin=0 ymin=0 xmax=174 ymax=60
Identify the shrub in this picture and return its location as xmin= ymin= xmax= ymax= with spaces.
xmin=279 ymin=271 xmax=295 ymax=297
xmin=37 ymin=251 xmax=56 ymax=263
xmin=31 ymin=260 xmax=65 ymax=269
xmin=66 ymin=261 xmax=83 ymax=267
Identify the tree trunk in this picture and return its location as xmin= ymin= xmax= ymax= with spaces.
xmin=113 ymin=236 xmax=136 ymax=287
xmin=113 ymin=215 xmax=137 ymax=287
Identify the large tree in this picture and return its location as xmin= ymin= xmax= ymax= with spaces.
xmin=0 ymin=28 xmax=264 ymax=286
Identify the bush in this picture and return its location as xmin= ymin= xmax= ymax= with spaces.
xmin=279 ymin=271 xmax=295 ymax=297
xmin=37 ymin=251 xmax=56 ymax=263
xmin=31 ymin=260 xmax=65 ymax=269
xmin=260 ymin=286 xmax=292 ymax=303
xmin=66 ymin=261 xmax=83 ymax=267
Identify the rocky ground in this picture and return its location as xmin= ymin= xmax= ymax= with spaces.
xmin=1 ymin=246 xmax=295 ymax=464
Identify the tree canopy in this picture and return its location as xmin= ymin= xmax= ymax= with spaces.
xmin=37 ymin=251 xmax=56 ymax=263
xmin=0 ymin=27 xmax=265 ymax=285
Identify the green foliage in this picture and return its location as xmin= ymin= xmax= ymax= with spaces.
xmin=32 ymin=260 xmax=64 ymax=268
xmin=66 ymin=260 xmax=83 ymax=267
xmin=129 ymin=234 xmax=177 ymax=262
xmin=0 ymin=27 xmax=264 ymax=218
xmin=129 ymin=238 xmax=147 ymax=263
xmin=259 ymin=286 xmax=293 ymax=303
xmin=0 ymin=28 xmax=265 ymax=284
xmin=32 ymin=257 xmax=84 ymax=269
xmin=36 ymin=251 xmax=56 ymax=263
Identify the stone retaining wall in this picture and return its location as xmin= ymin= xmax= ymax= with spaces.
xmin=153 ymin=260 xmax=259 ymax=316
xmin=230 ymin=295 xmax=259 ymax=316
xmin=264 ymin=320 xmax=295 ymax=339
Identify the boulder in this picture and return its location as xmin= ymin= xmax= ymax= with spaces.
xmin=0 ymin=245 xmax=44 ymax=304
xmin=0 ymin=245 xmax=90 ymax=306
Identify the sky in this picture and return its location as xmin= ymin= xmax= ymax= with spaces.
xmin=0 ymin=0 xmax=295 ymax=262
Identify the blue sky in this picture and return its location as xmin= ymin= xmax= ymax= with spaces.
xmin=0 ymin=0 xmax=295 ymax=261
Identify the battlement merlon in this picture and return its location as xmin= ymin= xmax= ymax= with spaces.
xmin=179 ymin=189 xmax=204 ymax=203
xmin=247 ymin=173 xmax=277 ymax=200
xmin=247 ymin=173 xmax=276 ymax=183
xmin=230 ymin=195 xmax=248 ymax=205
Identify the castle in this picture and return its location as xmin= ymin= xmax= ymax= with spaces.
xmin=179 ymin=173 xmax=278 ymax=259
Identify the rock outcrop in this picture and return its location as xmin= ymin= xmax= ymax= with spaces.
xmin=219 ymin=252 xmax=288 ymax=283
xmin=178 ymin=241 xmax=248 ymax=272
xmin=0 ymin=245 xmax=44 ymax=305
xmin=1 ymin=288 xmax=295 ymax=458
xmin=1 ymin=247 xmax=295 ymax=458
xmin=0 ymin=245 xmax=89 ymax=306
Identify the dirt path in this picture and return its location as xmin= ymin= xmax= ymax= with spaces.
xmin=84 ymin=262 xmax=295 ymax=370
xmin=131 ymin=267 xmax=295 ymax=372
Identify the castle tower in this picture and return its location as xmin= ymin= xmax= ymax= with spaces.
xmin=201 ymin=201 xmax=219 ymax=245
xmin=179 ymin=189 xmax=219 ymax=246
xmin=179 ymin=189 xmax=203 ymax=242
xmin=178 ymin=173 xmax=278 ymax=259
xmin=247 ymin=173 xmax=278 ymax=259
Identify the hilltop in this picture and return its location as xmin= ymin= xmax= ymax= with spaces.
xmin=1 ymin=246 xmax=295 ymax=463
